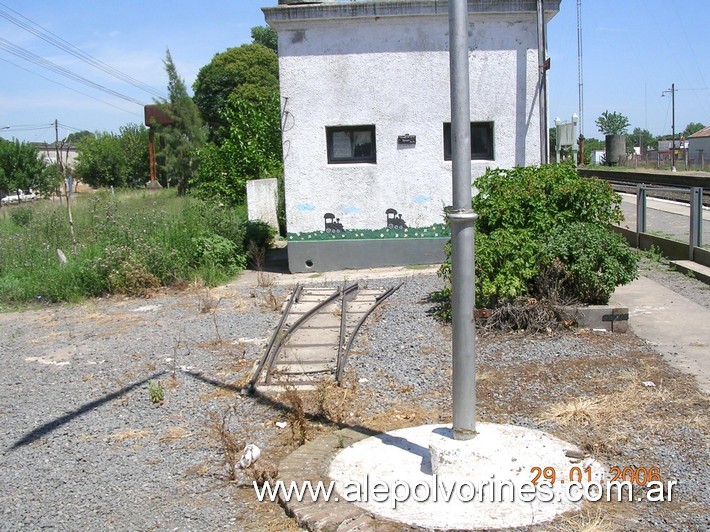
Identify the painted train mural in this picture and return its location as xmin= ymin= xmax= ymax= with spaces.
xmin=289 ymin=208 xmax=447 ymax=242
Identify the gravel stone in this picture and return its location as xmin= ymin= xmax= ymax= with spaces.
xmin=0 ymin=271 xmax=707 ymax=530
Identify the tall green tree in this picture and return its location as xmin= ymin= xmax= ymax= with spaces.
xmin=156 ymin=49 xmax=206 ymax=195
xmin=683 ymin=122 xmax=705 ymax=137
xmin=595 ymin=111 xmax=630 ymax=136
xmin=251 ymin=26 xmax=278 ymax=53
xmin=0 ymin=138 xmax=47 ymax=195
xmin=74 ymin=125 xmax=149 ymax=188
xmin=628 ymin=127 xmax=658 ymax=151
xmin=196 ymin=94 xmax=283 ymax=204
xmin=192 ymin=44 xmax=279 ymax=139
xmin=65 ymin=130 xmax=95 ymax=144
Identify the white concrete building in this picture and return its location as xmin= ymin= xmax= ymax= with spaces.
xmin=688 ymin=126 xmax=710 ymax=166
xmin=264 ymin=0 xmax=560 ymax=272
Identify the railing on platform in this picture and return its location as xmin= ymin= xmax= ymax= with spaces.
xmin=578 ymin=168 xmax=708 ymax=265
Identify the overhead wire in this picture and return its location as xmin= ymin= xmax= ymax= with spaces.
xmin=0 ymin=56 xmax=141 ymax=115
xmin=0 ymin=37 xmax=146 ymax=106
xmin=0 ymin=2 xmax=166 ymax=100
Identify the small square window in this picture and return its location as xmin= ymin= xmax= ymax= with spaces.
xmin=443 ymin=122 xmax=494 ymax=161
xmin=326 ymin=125 xmax=376 ymax=164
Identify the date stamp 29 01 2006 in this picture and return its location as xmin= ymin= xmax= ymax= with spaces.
xmin=530 ymin=466 xmax=677 ymax=502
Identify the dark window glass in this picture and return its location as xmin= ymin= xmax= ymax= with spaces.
xmin=326 ymin=125 xmax=376 ymax=164
xmin=443 ymin=122 xmax=494 ymax=161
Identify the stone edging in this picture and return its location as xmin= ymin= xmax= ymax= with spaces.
xmin=277 ymin=427 xmax=401 ymax=531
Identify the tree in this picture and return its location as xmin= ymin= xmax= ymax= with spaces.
xmin=595 ymin=111 xmax=630 ymax=136
xmin=75 ymin=133 xmax=127 ymax=188
xmin=65 ymin=130 xmax=95 ymax=144
xmin=192 ymin=44 xmax=279 ymax=138
xmin=195 ymin=94 xmax=283 ymax=204
xmin=251 ymin=26 xmax=278 ymax=53
xmin=156 ymin=49 xmax=206 ymax=195
xmin=628 ymin=127 xmax=658 ymax=152
xmin=74 ymin=125 xmax=149 ymax=188
xmin=118 ymin=124 xmax=150 ymax=186
xmin=683 ymin=122 xmax=705 ymax=137
xmin=0 ymin=138 xmax=47 ymax=195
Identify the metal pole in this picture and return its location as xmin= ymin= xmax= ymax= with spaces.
xmin=537 ymin=0 xmax=549 ymax=163
xmin=690 ymin=187 xmax=703 ymax=259
xmin=448 ymin=0 xmax=477 ymax=441
xmin=671 ymin=83 xmax=676 ymax=172
xmin=636 ymin=185 xmax=646 ymax=248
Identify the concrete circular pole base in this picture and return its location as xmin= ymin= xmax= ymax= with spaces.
xmin=329 ymin=423 xmax=605 ymax=530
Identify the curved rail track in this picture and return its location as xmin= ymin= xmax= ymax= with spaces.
xmin=247 ymin=282 xmax=402 ymax=392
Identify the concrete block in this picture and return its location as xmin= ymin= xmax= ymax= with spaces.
xmin=572 ymin=305 xmax=629 ymax=333
xmin=247 ymin=178 xmax=279 ymax=230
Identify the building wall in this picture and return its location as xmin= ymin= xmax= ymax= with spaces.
xmin=265 ymin=1 xmax=557 ymax=271
xmin=688 ymin=137 xmax=710 ymax=162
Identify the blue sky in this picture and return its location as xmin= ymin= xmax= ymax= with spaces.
xmin=0 ymin=0 xmax=707 ymax=144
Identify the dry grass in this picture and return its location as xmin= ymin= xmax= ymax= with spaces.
xmin=107 ymin=428 xmax=152 ymax=442
xmin=554 ymin=507 xmax=616 ymax=532
xmin=312 ymin=379 xmax=349 ymax=424
xmin=281 ymin=386 xmax=308 ymax=446
xmin=261 ymin=289 xmax=284 ymax=312
xmin=159 ymin=426 xmax=191 ymax=442
xmin=208 ymin=409 xmax=243 ymax=481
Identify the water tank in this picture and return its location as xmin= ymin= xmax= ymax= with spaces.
xmin=605 ymin=135 xmax=626 ymax=166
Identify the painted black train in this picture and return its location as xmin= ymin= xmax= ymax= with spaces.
xmin=324 ymin=213 xmax=344 ymax=233
xmin=386 ymin=208 xmax=407 ymax=229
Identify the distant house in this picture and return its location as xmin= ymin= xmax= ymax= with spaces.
xmin=33 ymin=142 xmax=79 ymax=172
xmin=263 ymin=0 xmax=560 ymax=272
xmin=687 ymin=126 xmax=710 ymax=166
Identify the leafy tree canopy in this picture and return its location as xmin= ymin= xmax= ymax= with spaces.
xmin=0 ymin=138 xmax=48 ymax=195
xmin=683 ymin=122 xmax=705 ymax=137
xmin=595 ymin=111 xmax=630 ymax=136
xmin=74 ymin=125 xmax=149 ymax=188
xmin=583 ymin=137 xmax=605 ymax=151
xmin=192 ymin=44 xmax=279 ymax=139
xmin=629 ymin=127 xmax=658 ymax=150
xmin=156 ymin=49 xmax=206 ymax=195
xmin=65 ymin=130 xmax=95 ymax=144
xmin=195 ymin=94 xmax=282 ymax=204
xmin=251 ymin=26 xmax=277 ymax=53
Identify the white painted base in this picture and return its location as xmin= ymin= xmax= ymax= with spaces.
xmin=329 ymin=423 xmax=606 ymax=530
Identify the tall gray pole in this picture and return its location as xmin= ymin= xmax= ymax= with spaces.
xmin=537 ymin=0 xmax=549 ymax=163
xmin=671 ymin=83 xmax=676 ymax=172
xmin=448 ymin=0 xmax=477 ymax=441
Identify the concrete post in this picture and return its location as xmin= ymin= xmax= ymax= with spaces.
xmin=690 ymin=187 xmax=703 ymax=259
xmin=448 ymin=0 xmax=477 ymax=441
xmin=636 ymin=185 xmax=647 ymax=248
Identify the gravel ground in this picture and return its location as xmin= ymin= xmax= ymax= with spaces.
xmin=0 ymin=271 xmax=708 ymax=531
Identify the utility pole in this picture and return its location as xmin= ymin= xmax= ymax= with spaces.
xmin=662 ymin=84 xmax=676 ymax=172
xmin=448 ymin=0 xmax=477 ymax=441
xmin=54 ymin=119 xmax=63 ymax=175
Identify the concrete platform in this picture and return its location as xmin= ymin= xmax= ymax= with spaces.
xmin=328 ymin=423 xmax=603 ymax=530
xmin=670 ymin=260 xmax=710 ymax=285
xmin=611 ymin=276 xmax=710 ymax=394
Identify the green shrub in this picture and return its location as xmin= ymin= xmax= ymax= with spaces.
xmin=191 ymin=234 xmax=242 ymax=271
xmin=10 ymin=206 xmax=33 ymax=227
xmin=538 ymin=222 xmax=638 ymax=304
xmin=0 ymin=190 xmax=253 ymax=306
xmin=244 ymin=220 xmax=276 ymax=250
xmin=435 ymin=162 xmax=636 ymax=316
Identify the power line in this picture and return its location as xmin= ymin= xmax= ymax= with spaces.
xmin=0 ymin=37 xmax=146 ymax=106
xmin=0 ymin=2 xmax=166 ymax=100
xmin=0 ymin=56 xmax=140 ymax=115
